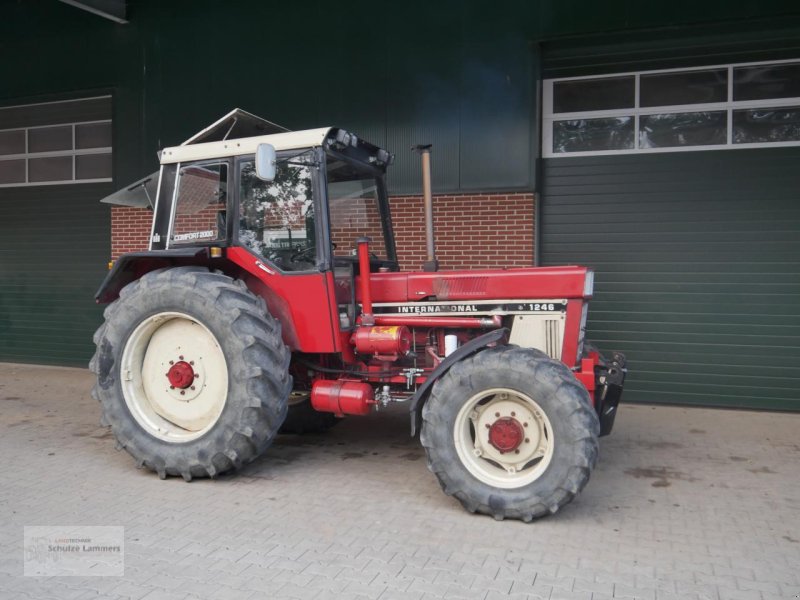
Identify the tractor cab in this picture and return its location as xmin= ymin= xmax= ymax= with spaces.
xmin=149 ymin=114 xmax=398 ymax=273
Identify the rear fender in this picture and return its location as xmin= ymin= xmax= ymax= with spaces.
xmin=408 ymin=328 xmax=509 ymax=437
xmin=95 ymin=249 xmax=213 ymax=303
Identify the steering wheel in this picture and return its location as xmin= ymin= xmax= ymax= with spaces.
xmin=290 ymin=245 xmax=316 ymax=262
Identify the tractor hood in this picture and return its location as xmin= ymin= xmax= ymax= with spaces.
xmin=367 ymin=266 xmax=594 ymax=303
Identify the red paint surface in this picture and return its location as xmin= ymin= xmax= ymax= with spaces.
xmin=560 ymin=299 xmax=585 ymax=368
xmin=167 ymin=361 xmax=194 ymax=389
xmin=488 ymin=417 xmax=524 ymax=453
xmin=311 ymin=380 xmax=375 ymax=416
xmin=365 ymin=266 xmax=590 ymax=303
xmin=352 ymin=326 xmax=412 ymax=357
xmin=226 ymin=246 xmax=340 ymax=353
xmin=372 ymin=316 xmax=500 ymax=329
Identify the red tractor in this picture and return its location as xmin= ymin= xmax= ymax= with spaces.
xmin=91 ymin=110 xmax=625 ymax=521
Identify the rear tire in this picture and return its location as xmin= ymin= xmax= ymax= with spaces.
xmin=420 ymin=346 xmax=599 ymax=521
xmin=89 ymin=267 xmax=291 ymax=480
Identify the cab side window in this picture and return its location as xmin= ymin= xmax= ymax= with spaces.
xmin=238 ymin=158 xmax=317 ymax=271
xmin=171 ymin=161 xmax=228 ymax=245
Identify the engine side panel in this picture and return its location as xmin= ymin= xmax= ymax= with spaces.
xmin=368 ymin=266 xmax=590 ymax=302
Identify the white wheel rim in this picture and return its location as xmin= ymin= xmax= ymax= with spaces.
xmin=453 ymin=387 xmax=555 ymax=489
xmin=120 ymin=311 xmax=228 ymax=443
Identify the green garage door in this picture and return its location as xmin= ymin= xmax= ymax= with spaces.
xmin=0 ymin=97 xmax=112 ymax=366
xmin=0 ymin=184 xmax=111 ymax=365
xmin=541 ymin=148 xmax=800 ymax=410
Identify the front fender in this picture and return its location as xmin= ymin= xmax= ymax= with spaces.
xmin=408 ymin=328 xmax=509 ymax=437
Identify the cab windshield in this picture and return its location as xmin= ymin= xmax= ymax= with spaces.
xmin=327 ymin=157 xmax=391 ymax=261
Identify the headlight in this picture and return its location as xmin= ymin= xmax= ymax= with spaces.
xmin=583 ymin=270 xmax=594 ymax=297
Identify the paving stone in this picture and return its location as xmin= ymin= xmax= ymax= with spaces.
xmin=613 ymin=583 xmax=656 ymax=600
xmin=509 ymin=580 xmax=553 ymax=599
xmin=138 ymin=590 xmax=189 ymax=600
xmin=378 ymin=590 xmax=425 ymax=600
xmin=573 ymin=579 xmax=614 ymax=595
xmin=550 ymin=589 xmax=593 ymax=600
xmin=2 ymin=364 xmax=798 ymax=600
xmin=717 ymin=588 xmax=763 ymax=600
xmin=471 ymin=575 xmax=513 ymax=595
xmin=735 ymin=578 xmax=780 ymax=594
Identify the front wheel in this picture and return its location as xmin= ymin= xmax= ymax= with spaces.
xmin=420 ymin=346 xmax=599 ymax=521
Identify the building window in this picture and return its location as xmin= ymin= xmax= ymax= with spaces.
xmin=0 ymin=96 xmax=112 ymax=186
xmin=543 ymin=59 xmax=800 ymax=157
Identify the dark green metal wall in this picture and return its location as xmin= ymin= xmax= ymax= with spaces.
xmin=131 ymin=1 xmax=538 ymax=195
xmin=0 ymin=183 xmax=112 ymax=364
xmin=3 ymin=0 xmax=800 ymax=194
xmin=541 ymin=148 xmax=800 ymax=411
xmin=543 ymin=21 xmax=800 ymax=78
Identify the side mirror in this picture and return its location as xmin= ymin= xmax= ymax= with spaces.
xmin=255 ymin=143 xmax=276 ymax=181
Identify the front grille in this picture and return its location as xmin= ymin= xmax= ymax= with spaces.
xmin=545 ymin=318 xmax=561 ymax=359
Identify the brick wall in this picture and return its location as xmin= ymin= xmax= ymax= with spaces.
xmin=390 ymin=193 xmax=534 ymax=270
xmin=110 ymin=192 xmax=535 ymax=270
xmin=330 ymin=197 xmax=389 ymax=259
xmin=111 ymin=206 xmax=152 ymax=260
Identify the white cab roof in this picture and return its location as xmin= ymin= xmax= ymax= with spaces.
xmin=160 ymin=127 xmax=333 ymax=165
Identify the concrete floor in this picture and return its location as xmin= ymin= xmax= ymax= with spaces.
xmin=0 ymin=362 xmax=798 ymax=600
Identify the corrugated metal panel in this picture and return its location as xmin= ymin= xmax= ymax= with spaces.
xmin=0 ymin=183 xmax=111 ymax=365
xmin=541 ymin=148 xmax=800 ymax=411
xmin=383 ymin=33 xmax=536 ymax=194
xmin=0 ymin=96 xmax=111 ymax=129
xmin=543 ymin=25 xmax=800 ymax=79
xmin=459 ymin=38 xmax=537 ymax=191
xmin=383 ymin=5 xmax=468 ymax=195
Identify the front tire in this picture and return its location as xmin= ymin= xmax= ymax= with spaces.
xmin=420 ymin=346 xmax=599 ymax=521
xmin=89 ymin=267 xmax=291 ymax=480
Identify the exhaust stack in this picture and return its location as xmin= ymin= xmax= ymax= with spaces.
xmin=414 ymin=144 xmax=438 ymax=272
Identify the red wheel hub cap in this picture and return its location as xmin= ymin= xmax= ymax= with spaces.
xmin=167 ymin=361 xmax=195 ymax=389
xmin=488 ymin=417 xmax=524 ymax=453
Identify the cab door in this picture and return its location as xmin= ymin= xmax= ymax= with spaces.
xmin=227 ymin=152 xmax=340 ymax=353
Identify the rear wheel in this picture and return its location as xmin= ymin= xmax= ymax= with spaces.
xmin=90 ymin=267 xmax=291 ymax=480
xmin=420 ymin=346 xmax=599 ymax=521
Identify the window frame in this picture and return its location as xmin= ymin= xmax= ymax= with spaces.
xmin=0 ymin=119 xmax=112 ymax=186
xmin=543 ymin=57 xmax=800 ymax=158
